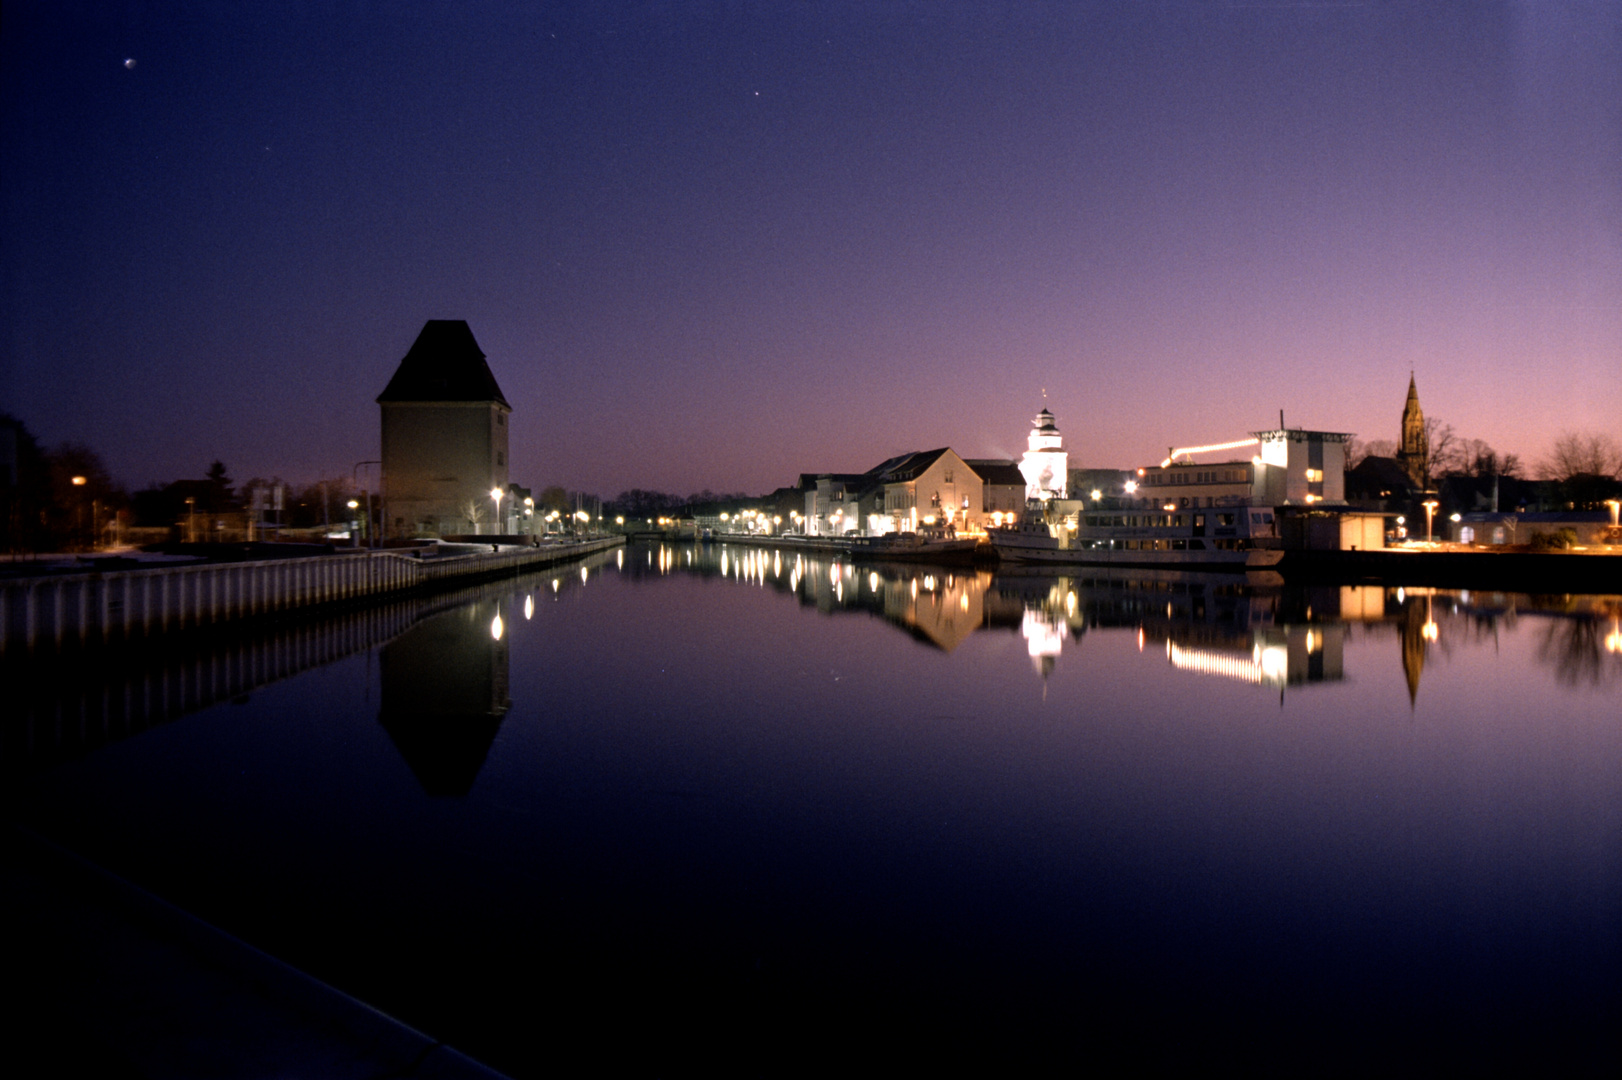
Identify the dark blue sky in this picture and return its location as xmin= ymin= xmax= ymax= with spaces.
xmin=4 ymin=2 xmax=1618 ymax=494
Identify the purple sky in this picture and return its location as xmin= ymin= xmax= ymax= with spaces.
xmin=3 ymin=2 xmax=1618 ymax=496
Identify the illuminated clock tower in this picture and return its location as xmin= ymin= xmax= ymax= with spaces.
xmin=1019 ymin=407 xmax=1068 ymax=502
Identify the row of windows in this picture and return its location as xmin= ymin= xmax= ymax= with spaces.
xmin=1084 ymin=512 xmax=1254 ymax=529
xmin=1146 ymin=468 xmax=1250 ymax=485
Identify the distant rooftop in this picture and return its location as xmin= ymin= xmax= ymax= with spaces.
xmin=377 ymin=320 xmax=510 ymax=407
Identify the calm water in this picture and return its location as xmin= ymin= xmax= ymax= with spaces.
xmin=11 ymin=542 xmax=1622 ymax=1073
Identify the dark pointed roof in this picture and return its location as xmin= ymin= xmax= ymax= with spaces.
xmin=377 ymin=320 xmax=510 ymax=407
xmin=964 ymin=459 xmax=1027 ymax=486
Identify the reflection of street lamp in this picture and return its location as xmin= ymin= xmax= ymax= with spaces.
xmin=1422 ymin=500 xmax=1439 ymax=543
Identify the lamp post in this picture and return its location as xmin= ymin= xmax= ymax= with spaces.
xmin=353 ymin=460 xmax=379 ymax=546
xmin=347 ymin=500 xmax=360 ymax=546
xmin=491 ymin=487 xmax=504 ymax=536
xmin=1422 ymin=499 xmax=1439 ymax=544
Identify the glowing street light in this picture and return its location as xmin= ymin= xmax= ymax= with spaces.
xmin=491 ymin=487 xmax=504 ymax=534
xmin=1422 ymin=500 xmax=1439 ymax=543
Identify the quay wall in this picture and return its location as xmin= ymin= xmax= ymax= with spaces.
xmin=0 ymin=537 xmax=623 ymax=653
xmin=1281 ymin=548 xmax=1622 ymax=593
xmin=3 ymin=567 xmax=604 ymax=779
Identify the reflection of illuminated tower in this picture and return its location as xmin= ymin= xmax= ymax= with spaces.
xmin=379 ymin=599 xmax=512 ymax=796
xmin=1021 ymin=609 xmax=1066 ymax=680
xmin=1396 ymin=374 xmax=1427 ymax=491
xmin=1019 ymin=408 xmax=1068 ymax=501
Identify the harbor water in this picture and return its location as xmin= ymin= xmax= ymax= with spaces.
xmin=8 ymin=541 xmax=1620 ymax=1074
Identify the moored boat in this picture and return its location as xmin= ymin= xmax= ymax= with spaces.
xmin=849 ymin=530 xmax=981 ymax=564
xmin=988 ymin=503 xmax=1284 ymax=570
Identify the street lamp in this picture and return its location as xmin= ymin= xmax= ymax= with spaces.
xmin=347 ymin=499 xmax=360 ymax=545
xmin=1422 ymin=500 xmax=1439 ymax=544
xmin=491 ymin=487 xmax=504 ymax=535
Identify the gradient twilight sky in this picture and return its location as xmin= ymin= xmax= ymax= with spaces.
xmin=3 ymin=1 xmax=1618 ymax=496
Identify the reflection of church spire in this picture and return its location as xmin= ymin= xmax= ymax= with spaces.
xmin=1400 ymin=595 xmax=1431 ymax=708
xmin=379 ymin=601 xmax=512 ymax=796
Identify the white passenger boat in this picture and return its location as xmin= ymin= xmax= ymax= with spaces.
xmin=988 ymin=503 xmax=1284 ymax=570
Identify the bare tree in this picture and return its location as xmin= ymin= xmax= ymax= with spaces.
xmin=1454 ymin=438 xmax=1521 ymax=478
xmin=1412 ymin=419 xmax=1465 ymax=487
xmin=1539 ymin=430 xmax=1622 ymax=481
xmin=1347 ymin=438 xmax=1396 ymax=468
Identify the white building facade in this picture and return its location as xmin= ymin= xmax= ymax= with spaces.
xmin=1019 ymin=408 xmax=1068 ymax=502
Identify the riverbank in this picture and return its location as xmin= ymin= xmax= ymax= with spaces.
xmin=0 ymin=536 xmax=624 ymax=654
xmin=1281 ymin=547 xmax=1622 ymax=592
xmin=674 ymin=532 xmax=1622 ymax=592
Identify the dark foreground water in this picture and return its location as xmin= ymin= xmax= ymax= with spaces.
xmin=9 ymin=542 xmax=1622 ymax=1074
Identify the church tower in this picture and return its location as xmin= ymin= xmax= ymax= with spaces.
xmin=1018 ymin=407 xmax=1068 ymax=501
xmin=1396 ymin=374 xmax=1427 ymax=491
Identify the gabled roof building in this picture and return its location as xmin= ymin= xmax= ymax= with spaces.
xmin=378 ymin=320 xmax=512 ymax=538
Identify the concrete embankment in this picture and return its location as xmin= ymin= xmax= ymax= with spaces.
xmin=1281 ymin=548 xmax=1622 ymax=592
xmin=0 ymin=536 xmax=624 ymax=653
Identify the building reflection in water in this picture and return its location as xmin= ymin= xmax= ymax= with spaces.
xmin=629 ymin=541 xmax=1622 ymax=697
xmin=379 ymin=598 xmax=511 ymax=797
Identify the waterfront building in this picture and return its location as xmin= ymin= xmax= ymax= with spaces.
xmin=802 ymin=450 xmax=1014 ymax=536
xmin=964 ymin=459 xmax=1027 ymax=522
xmin=1450 ymin=510 xmax=1620 ymax=547
xmin=1131 ymin=428 xmax=1349 ymax=510
xmin=877 ymin=448 xmax=978 ymax=533
xmin=1005 ymin=424 xmax=1379 ymax=563
xmin=378 ymin=320 xmax=511 ymax=538
xmin=1018 ymin=408 xmax=1068 ymax=501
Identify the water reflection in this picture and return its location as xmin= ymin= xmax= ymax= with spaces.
xmin=12 ymin=540 xmax=1621 ymax=1074
xmin=634 ymin=541 xmax=1622 ymax=698
xmin=378 ymin=599 xmax=511 ymax=797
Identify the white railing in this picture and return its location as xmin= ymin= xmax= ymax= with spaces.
xmin=0 ymin=538 xmax=623 ymax=652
